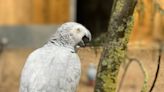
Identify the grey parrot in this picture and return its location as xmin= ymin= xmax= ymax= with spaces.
xmin=19 ymin=22 xmax=91 ymax=92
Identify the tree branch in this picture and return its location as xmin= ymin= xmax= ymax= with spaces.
xmin=94 ymin=0 xmax=137 ymax=92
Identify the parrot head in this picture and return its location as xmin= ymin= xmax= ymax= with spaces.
xmin=49 ymin=22 xmax=91 ymax=49
xmin=68 ymin=23 xmax=91 ymax=47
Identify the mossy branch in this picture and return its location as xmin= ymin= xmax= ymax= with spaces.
xmin=94 ymin=0 xmax=137 ymax=92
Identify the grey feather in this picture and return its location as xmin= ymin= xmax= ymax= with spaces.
xmin=19 ymin=22 xmax=91 ymax=92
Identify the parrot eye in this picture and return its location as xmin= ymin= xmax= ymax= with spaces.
xmin=76 ymin=28 xmax=81 ymax=33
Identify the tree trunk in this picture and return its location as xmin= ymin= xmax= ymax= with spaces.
xmin=94 ymin=0 xmax=137 ymax=92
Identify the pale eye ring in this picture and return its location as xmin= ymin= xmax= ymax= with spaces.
xmin=76 ymin=28 xmax=81 ymax=33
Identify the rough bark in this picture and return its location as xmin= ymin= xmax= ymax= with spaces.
xmin=94 ymin=0 xmax=137 ymax=92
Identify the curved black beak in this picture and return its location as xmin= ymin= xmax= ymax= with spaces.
xmin=77 ymin=36 xmax=90 ymax=47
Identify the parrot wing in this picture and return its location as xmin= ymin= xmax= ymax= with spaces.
xmin=20 ymin=47 xmax=81 ymax=92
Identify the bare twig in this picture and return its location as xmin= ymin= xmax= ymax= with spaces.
xmin=117 ymin=56 xmax=148 ymax=92
xmin=149 ymin=41 xmax=162 ymax=92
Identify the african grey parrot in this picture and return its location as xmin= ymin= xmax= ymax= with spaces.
xmin=19 ymin=22 xmax=91 ymax=92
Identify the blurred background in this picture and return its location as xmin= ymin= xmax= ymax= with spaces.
xmin=0 ymin=0 xmax=163 ymax=92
